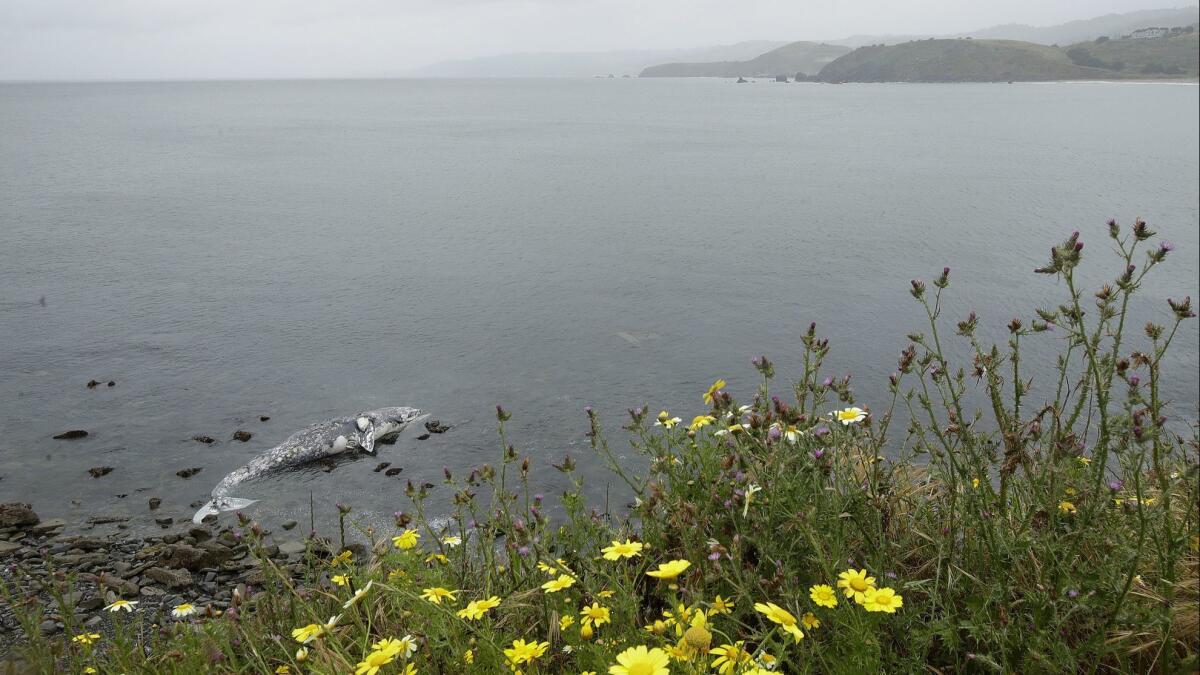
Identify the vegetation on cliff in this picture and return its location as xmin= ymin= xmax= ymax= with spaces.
xmin=4 ymin=223 xmax=1198 ymax=673
xmin=1065 ymin=32 xmax=1199 ymax=76
xmin=815 ymin=38 xmax=1122 ymax=82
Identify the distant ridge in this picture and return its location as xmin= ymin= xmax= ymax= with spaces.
xmin=408 ymin=41 xmax=788 ymax=78
xmin=830 ymin=6 xmax=1199 ymax=47
xmin=639 ymin=42 xmax=851 ymax=78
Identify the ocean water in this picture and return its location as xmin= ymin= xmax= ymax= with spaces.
xmin=1 ymin=78 xmax=1197 ymax=534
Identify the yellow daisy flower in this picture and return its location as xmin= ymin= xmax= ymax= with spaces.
xmin=608 ymin=646 xmax=671 ymax=675
xmin=836 ymin=568 xmax=877 ymax=604
xmin=601 ymin=539 xmax=644 ymax=560
xmin=581 ymin=602 xmax=611 ymax=628
xmin=542 ymin=574 xmax=576 ymax=593
xmin=753 ymin=601 xmax=804 ymax=642
xmin=709 ymin=595 xmax=734 ymax=615
xmin=710 ymin=642 xmax=753 ymax=674
xmin=809 ymin=584 xmax=838 ymax=608
xmin=503 ymin=639 xmax=549 ymax=667
xmin=646 ymin=559 xmax=691 ymax=580
xmin=355 ymin=649 xmax=395 ymax=675
xmin=862 ymin=587 xmax=904 ymax=613
xmin=456 ymin=596 xmax=501 ymax=620
xmin=420 ymin=587 xmax=458 ymax=604
xmin=833 ymin=406 xmax=867 ymax=425
xmin=703 ymin=379 xmax=726 ymax=405
xmin=392 ymin=529 xmax=420 ymax=550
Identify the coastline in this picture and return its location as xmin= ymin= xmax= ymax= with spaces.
xmin=0 ymin=502 xmax=321 ymax=663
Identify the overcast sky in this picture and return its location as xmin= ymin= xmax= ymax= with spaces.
xmin=0 ymin=0 xmax=1186 ymax=81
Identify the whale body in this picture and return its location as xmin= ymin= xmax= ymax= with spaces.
xmin=191 ymin=406 xmax=425 ymax=524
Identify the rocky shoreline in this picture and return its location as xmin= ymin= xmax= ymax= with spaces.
xmin=0 ymin=502 xmax=321 ymax=666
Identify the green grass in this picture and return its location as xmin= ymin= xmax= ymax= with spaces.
xmin=5 ymin=221 xmax=1198 ymax=674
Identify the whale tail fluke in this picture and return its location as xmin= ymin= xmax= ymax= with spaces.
xmin=191 ymin=497 xmax=258 ymax=524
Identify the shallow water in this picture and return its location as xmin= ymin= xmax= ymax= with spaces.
xmin=1 ymin=78 xmax=1197 ymax=534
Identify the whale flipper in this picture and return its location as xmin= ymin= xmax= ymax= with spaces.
xmin=191 ymin=497 xmax=259 ymax=524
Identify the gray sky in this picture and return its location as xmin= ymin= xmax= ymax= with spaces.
xmin=0 ymin=0 xmax=1186 ymax=81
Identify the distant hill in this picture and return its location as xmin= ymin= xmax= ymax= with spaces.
xmin=639 ymin=41 xmax=851 ymax=78
xmin=815 ymin=39 xmax=1112 ymax=82
xmin=408 ymin=41 xmax=788 ymax=78
xmin=831 ymin=6 xmax=1199 ymax=47
xmin=1063 ymin=30 xmax=1199 ymax=76
xmin=968 ymin=7 xmax=1198 ymax=45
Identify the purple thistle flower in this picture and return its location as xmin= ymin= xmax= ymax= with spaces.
xmin=708 ymin=551 xmax=722 ymax=561
xmin=767 ymin=426 xmax=781 ymax=443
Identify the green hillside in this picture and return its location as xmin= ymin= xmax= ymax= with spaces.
xmin=1064 ymin=31 xmax=1199 ymax=75
xmin=639 ymin=41 xmax=850 ymax=78
xmin=816 ymin=39 xmax=1112 ymax=82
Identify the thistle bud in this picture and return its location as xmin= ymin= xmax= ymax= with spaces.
xmin=1167 ymin=296 xmax=1195 ymax=319
xmin=934 ymin=266 xmax=950 ymax=289
xmin=1108 ymin=219 xmax=1119 ymax=239
xmin=910 ymin=279 xmax=926 ymax=299
xmin=495 ymin=405 xmax=511 ymax=422
xmin=1132 ymin=218 xmax=1154 ymax=241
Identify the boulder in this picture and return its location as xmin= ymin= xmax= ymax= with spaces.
xmin=0 ymin=503 xmax=39 ymax=528
xmin=277 ymin=540 xmax=307 ymax=556
xmin=144 ymin=567 xmax=193 ymax=589
xmin=161 ymin=542 xmax=233 ymax=571
xmin=29 ymin=518 xmax=66 ymax=534
xmin=232 ymin=431 xmax=252 ymax=442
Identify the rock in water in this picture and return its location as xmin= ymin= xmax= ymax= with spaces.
xmin=175 ymin=467 xmax=203 ymax=479
xmin=53 ymin=430 xmax=88 ymax=440
xmin=88 ymin=467 xmax=114 ymax=478
xmin=86 ymin=380 xmax=100 ymax=388
xmin=148 ymin=497 xmax=162 ymax=510
xmin=232 ymin=430 xmax=252 ymax=442
xmin=259 ymin=416 xmax=270 ymax=422
xmin=736 ymin=76 xmax=749 ymax=83
xmin=0 ymin=502 xmax=39 ymax=528
xmin=192 ymin=435 xmax=215 ymax=444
